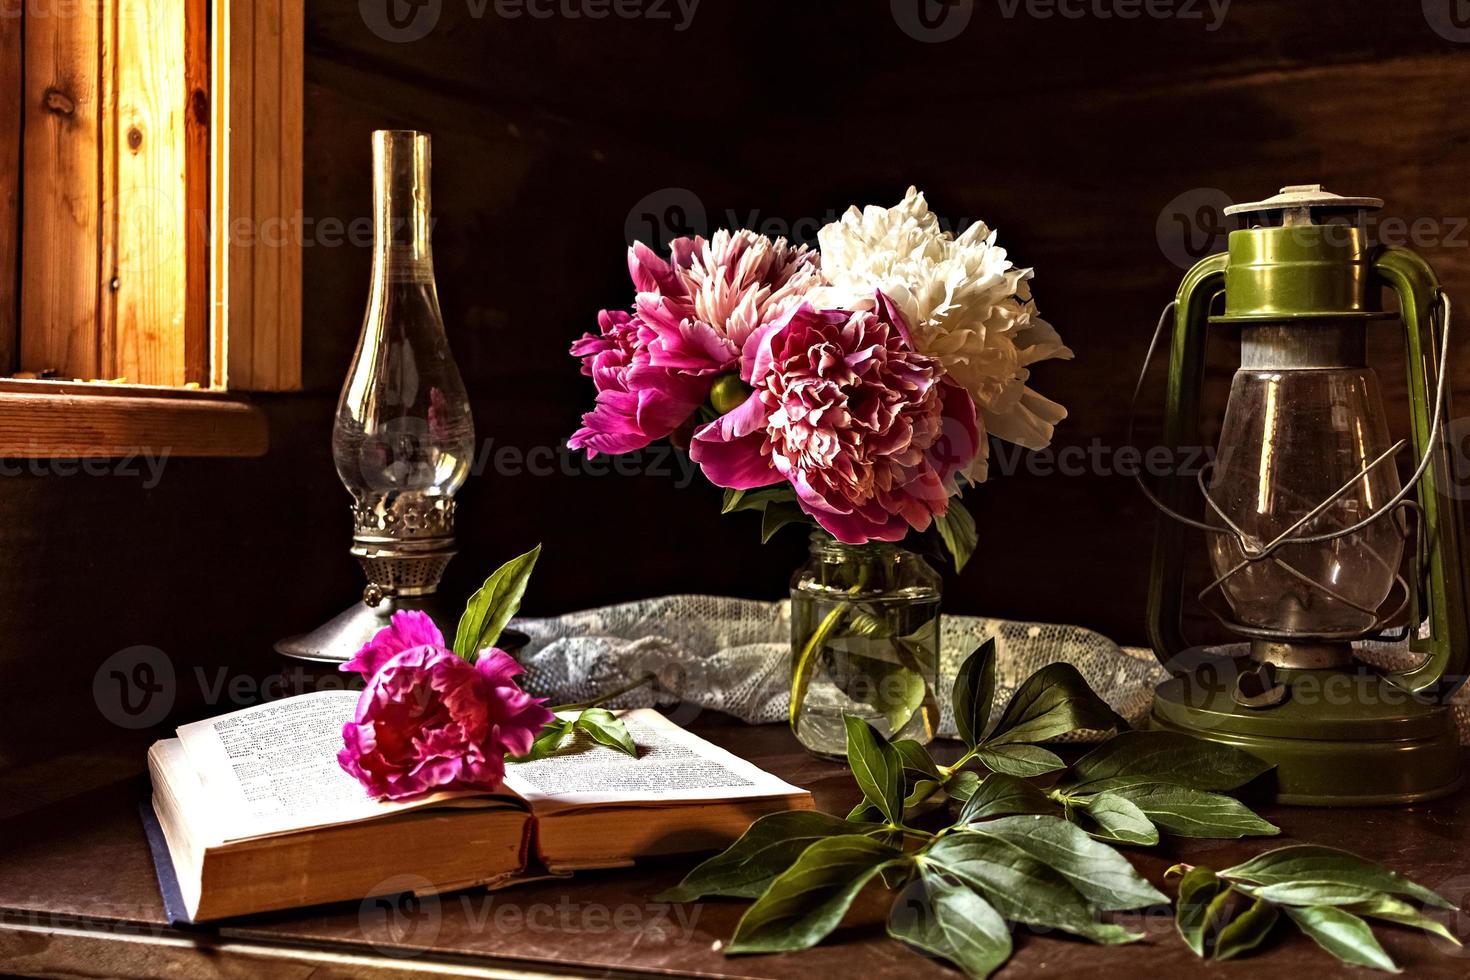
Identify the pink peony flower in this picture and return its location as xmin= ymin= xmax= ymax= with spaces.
xmin=567 ymin=310 xmax=709 ymax=457
xmin=568 ymin=231 xmax=819 ymax=456
xmin=690 ymin=292 xmax=979 ymax=544
xmin=338 ymin=611 xmax=554 ymax=801
xmin=633 ymin=230 xmax=821 ymax=380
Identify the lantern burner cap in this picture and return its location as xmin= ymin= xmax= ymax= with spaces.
xmin=1224 ymin=184 xmax=1384 ymax=225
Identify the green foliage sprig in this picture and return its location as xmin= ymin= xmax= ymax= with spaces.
xmin=1170 ymin=846 xmax=1461 ymax=972
xmin=458 ymin=546 xmax=641 ymax=761
xmin=856 ymin=638 xmax=1279 ymax=844
xmin=514 ymin=674 xmax=658 ymax=762
xmin=659 ymin=641 xmax=1458 ymax=977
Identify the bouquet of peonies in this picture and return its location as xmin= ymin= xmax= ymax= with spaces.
xmin=570 ymin=188 xmax=1071 ymax=566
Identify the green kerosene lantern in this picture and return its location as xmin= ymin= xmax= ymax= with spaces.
xmin=1142 ymin=185 xmax=1468 ymax=805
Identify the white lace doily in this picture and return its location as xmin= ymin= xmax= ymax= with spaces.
xmin=513 ymin=595 xmax=1470 ymax=743
xmin=513 ymin=595 xmax=1164 ymax=739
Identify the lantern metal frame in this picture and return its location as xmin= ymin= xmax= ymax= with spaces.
xmin=1132 ymin=294 xmax=1452 ymax=652
xmin=1136 ymin=185 xmax=1469 ymax=805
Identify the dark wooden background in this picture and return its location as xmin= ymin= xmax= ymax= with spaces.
xmin=5 ymin=0 xmax=1470 ymax=762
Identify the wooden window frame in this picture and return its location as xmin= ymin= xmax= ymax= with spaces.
xmin=0 ymin=0 xmax=302 ymax=459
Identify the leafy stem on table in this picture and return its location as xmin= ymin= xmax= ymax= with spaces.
xmin=1166 ymin=846 xmax=1461 ymax=972
xmin=659 ymin=641 xmax=1458 ymax=977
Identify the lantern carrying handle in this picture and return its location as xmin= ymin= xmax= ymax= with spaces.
xmin=1374 ymin=248 xmax=1470 ymax=697
xmin=1130 ymin=294 xmax=1451 ymax=536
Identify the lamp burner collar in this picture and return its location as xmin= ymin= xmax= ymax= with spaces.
xmin=1224 ymin=183 xmax=1384 ymax=224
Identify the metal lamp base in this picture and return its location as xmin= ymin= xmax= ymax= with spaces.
xmin=275 ymin=594 xmax=454 ymax=664
xmin=1151 ymin=666 xmax=1462 ymax=806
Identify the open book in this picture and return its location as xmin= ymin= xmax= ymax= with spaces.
xmin=147 ymin=691 xmax=811 ymax=922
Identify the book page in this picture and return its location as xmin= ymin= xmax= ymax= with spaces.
xmin=174 ymin=690 xmax=505 ymax=841
xmin=502 ymin=709 xmax=809 ymax=813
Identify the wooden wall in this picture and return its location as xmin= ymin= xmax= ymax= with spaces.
xmin=4 ymin=0 xmax=1470 ymax=762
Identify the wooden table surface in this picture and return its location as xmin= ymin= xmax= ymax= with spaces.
xmin=1 ymin=715 xmax=1467 ymax=979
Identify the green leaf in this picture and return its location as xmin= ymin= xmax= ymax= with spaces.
xmin=1346 ymin=895 xmax=1462 ymax=946
xmin=1245 ymin=881 xmax=1391 ymax=908
xmin=974 ymin=743 xmax=1066 ymax=778
xmin=1174 ymin=866 xmax=1231 ymax=956
xmin=934 ymin=503 xmax=978 ymax=572
xmin=845 ymin=609 xmax=895 ymax=639
xmin=657 ymin=810 xmax=867 ymax=902
xmin=944 ymin=770 xmax=982 ymax=803
xmin=952 ymin=639 xmax=997 ymax=749
xmin=873 ymin=657 xmax=929 ymax=732
xmin=760 ymin=500 xmax=809 ymax=543
xmin=1102 ymin=783 xmax=1279 ymax=838
xmin=1213 ymin=897 xmax=1280 ymax=960
xmin=970 ymin=815 xmax=1167 ymax=911
xmin=509 ymin=719 xmax=573 ymax=762
xmin=452 ymin=545 xmax=541 ymax=661
xmin=985 ymin=663 xmax=1124 ymax=746
xmin=893 ymin=739 xmax=941 ymax=780
xmin=843 ymin=715 xmax=904 ymax=826
xmin=924 ymin=831 xmax=1144 ymax=944
xmin=1222 ymin=845 xmax=1453 ymax=910
xmin=726 ymin=835 xmax=905 ymax=954
xmin=1284 ymin=906 xmax=1400 ymax=972
xmin=1077 ymin=792 xmax=1159 ymax=846
xmin=573 ymin=708 xmax=637 ymax=759
xmin=904 ymin=779 xmax=944 ymax=810
xmin=723 ymin=485 xmax=796 ymax=515
xmin=958 ymin=774 xmax=1062 ymax=824
xmin=888 ymin=869 xmax=1012 ymax=980
xmin=1065 ymin=731 xmax=1273 ymax=793
xmin=894 ymin=622 xmax=940 ymax=678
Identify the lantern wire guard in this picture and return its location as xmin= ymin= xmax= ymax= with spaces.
xmin=1129 ymin=294 xmax=1452 ymax=664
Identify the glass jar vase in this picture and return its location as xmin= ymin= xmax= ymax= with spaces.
xmin=789 ymin=532 xmax=942 ymax=758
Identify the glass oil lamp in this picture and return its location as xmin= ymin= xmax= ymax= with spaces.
xmin=277 ymin=130 xmax=474 ymax=663
xmin=1140 ymin=185 xmax=1469 ymax=804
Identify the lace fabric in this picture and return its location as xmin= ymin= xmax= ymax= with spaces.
xmin=514 ymin=595 xmax=1470 ymax=743
xmin=514 ymin=595 xmax=1161 ymax=739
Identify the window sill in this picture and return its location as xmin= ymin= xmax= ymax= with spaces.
xmin=0 ymin=380 xmax=268 ymax=458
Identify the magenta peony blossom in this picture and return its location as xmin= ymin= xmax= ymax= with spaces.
xmin=567 ymin=309 xmax=709 ymax=457
xmin=568 ymin=231 xmax=819 ymax=456
xmin=690 ymin=293 xmax=980 ymax=544
xmin=338 ymin=611 xmax=554 ymax=801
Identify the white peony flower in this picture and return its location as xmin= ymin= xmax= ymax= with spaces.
xmin=808 ymin=187 xmax=1072 ymax=482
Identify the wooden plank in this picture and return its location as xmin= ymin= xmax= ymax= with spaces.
xmin=277 ymin=0 xmax=304 ymax=391
xmin=211 ymin=0 xmax=251 ymax=388
xmin=249 ymin=0 xmax=282 ymax=389
xmin=184 ymin=0 xmax=210 ymax=384
xmin=0 ymin=384 xmax=267 ymax=458
xmin=110 ymin=0 xmax=190 ymax=386
xmin=0 ymin=7 xmax=20 ymax=376
xmin=96 ymin=0 xmax=118 ymax=379
xmin=0 ymin=922 xmax=553 ymax=979
xmin=213 ymin=0 xmax=303 ymax=392
xmin=20 ymin=0 xmax=103 ymax=379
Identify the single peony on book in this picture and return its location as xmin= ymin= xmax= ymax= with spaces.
xmin=145 ymin=693 xmax=810 ymax=922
